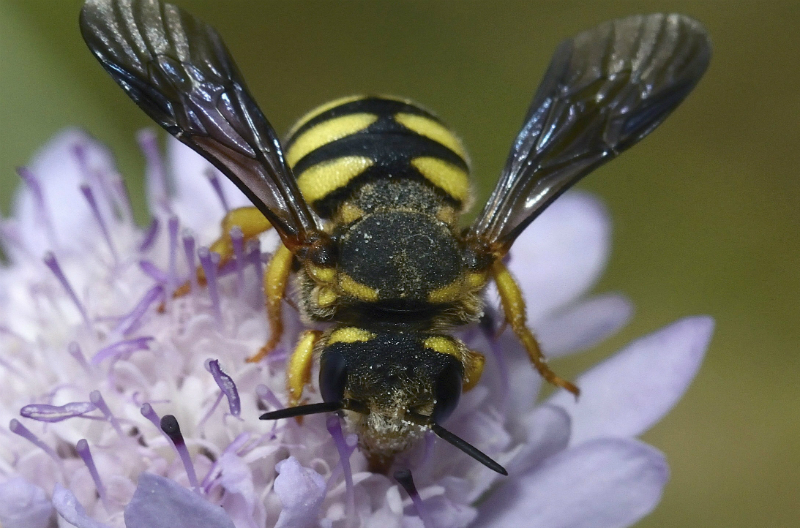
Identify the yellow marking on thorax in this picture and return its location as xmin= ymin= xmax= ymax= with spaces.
xmin=339 ymin=273 xmax=379 ymax=301
xmin=435 ymin=205 xmax=457 ymax=226
xmin=428 ymin=278 xmax=463 ymax=303
xmin=336 ymin=202 xmax=365 ymax=224
xmin=286 ymin=113 xmax=378 ymax=167
xmin=423 ymin=335 xmax=459 ymax=357
xmin=329 ymin=327 xmax=376 ymax=344
xmin=297 ymin=156 xmax=374 ymax=204
xmin=287 ymin=95 xmax=366 ymax=138
xmin=466 ymin=271 xmax=489 ymax=290
xmin=394 ymin=113 xmax=468 ymax=161
xmin=410 ymin=157 xmax=471 ymax=205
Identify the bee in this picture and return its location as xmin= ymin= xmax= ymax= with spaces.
xmin=80 ymin=0 xmax=710 ymax=476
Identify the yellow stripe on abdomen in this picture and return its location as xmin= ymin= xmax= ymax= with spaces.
xmin=410 ymin=157 xmax=471 ymax=205
xmin=286 ymin=113 xmax=378 ymax=167
xmin=296 ymin=156 xmax=374 ymax=204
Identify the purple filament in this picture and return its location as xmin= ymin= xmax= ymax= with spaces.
xmin=16 ymin=167 xmax=57 ymax=248
xmin=43 ymin=252 xmax=91 ymax=329
xmin=91 ymin=337 xmax=153 ymax=365
xmin=230 ymin=227 xmax=246 ymax=295
xmin=80 ymin=184 xmax=118 ymax=262
xmin=255 ymin=384 xmax=283 ymax=411
xmin=167 ymin=216 xmax=180 ymax=291
xmin=76 ymin=439 xmax=109 ymax=511
xmin=206 ymin=168 xmax=230 ymax=212
xmin=115 ymin=286 xmax=164 ymax=336
xmin=9 ymin=419 xmax=63 ymax=468
xmin=205 ymin=359 xmax=240 ymax=416
xmin=138 ymin=260 xmax=170 ymax=284
xmin=198 ymin=247 xmax=223 ymax=328
xmin=67 ymin=342 xmax=91 ymax=373
xmin=182 ymin=232 xmax=198 ymax=293
xmin=111 ymin=175 xmax=134 ymax=223
xmin=139 ymin=218 xmax=160 ymax=253
xmin=160 ymin=414 xmax=200 ymax=492
xmin=394 ymin=469 xmax=434 ymax=528
xmin=326 ymin=415 xmax=355 ymax=521
xmin=20 ymin=401 xmax=96 ymax=423
xmin=137 ymin=129 xmax=170 ymax=214
xmin=89 ymin=391 xmax=125 ymax=437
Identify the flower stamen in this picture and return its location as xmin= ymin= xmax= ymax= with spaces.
xmin=89 ymin=390 xmax=125 ymax=438
xmin=9 ymin=419 xmax=63 ymax=469
xmin=76 ymin=438 xmax=110 ymax=512
xmin=160 ymin=414 xmax=200 ymax=492
xmin=80 ymin=183 xmax=118 ymax=263
xmin=43 ymin=252 xmax=92 ymax=329
xmin=198 ymin=247 xmax=223 ymax=329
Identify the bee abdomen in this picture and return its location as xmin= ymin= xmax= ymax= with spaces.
xmin=285 ymin=96 xmax=471 ymax=218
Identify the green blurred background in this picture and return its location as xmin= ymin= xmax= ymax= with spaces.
xmin=1 ymin=1 xmax=798 ymax=526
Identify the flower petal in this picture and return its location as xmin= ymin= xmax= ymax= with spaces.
xmin=124 ymin=473 xmax=235 ymax=528
xmin=506 ymin=404 xmax=571 ymax=477
xmin=537 ymin=293 xmax=633 ymax=358
xmin=168 ymin=137 xmax=250 ymax=237
xmin=273 ymin=457 xmax=326 ymax=528
xmin=474 ymin=438 xmax=668 ymax=528
xmin=0 ymin=477 xmax=53 ymax=528
xmin=548 ymin=316 xmax=714 ymax=445
xmin=52 ymin=484 xmax=110 ymax=528
xmin=507 ymin=191 xmax=611 ymax=323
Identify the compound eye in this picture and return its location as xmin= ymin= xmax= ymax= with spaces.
xmin=431 ymin=362 xmax=462 ymax=423
xmin=319 ymin=349 xmax=348 ymax=403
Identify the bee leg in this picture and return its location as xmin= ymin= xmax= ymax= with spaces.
xmin=461 ymin=347 xmax=485 ymax=392
xmin=246 ymin=243 xmax=293 ymax=363
xmin=174 ymin=206 xmax=272 ymax=296
xmin=490 ymin=259 xmax=580 ymax=398
xmin=286 ymin=330 xmax=323 ymax=407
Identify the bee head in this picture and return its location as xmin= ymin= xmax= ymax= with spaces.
xmin=319 ymin=330 xmax=462 ymax=461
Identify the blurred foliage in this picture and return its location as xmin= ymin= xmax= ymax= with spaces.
xmin=1 ymin=1 xmax=799 ymax=526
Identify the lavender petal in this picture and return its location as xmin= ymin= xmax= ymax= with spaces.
xmin=548 ymin=316 xmax=714 ymax=446
xmin=0 ymin=477 xmax=53 ymax=528
xmin=475 ymin=438 xmax=669 ymax=528
xmin=52 ymin=484 xmax=111 ymax=528
xmin=273 ymin=457 xmax=326 ymax=528
xmin=124 ymin=473 xmax=235 ymax=528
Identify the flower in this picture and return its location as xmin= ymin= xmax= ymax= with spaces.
xmin=0 ymin=129 xmax=713 ymax=528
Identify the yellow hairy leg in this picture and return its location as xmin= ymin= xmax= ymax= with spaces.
xmin=174 ymin=207 xmax=272 ymax=296
xmin=246 ymin=243 xmax=293 ymax=363
xmin=286 ymin=330 xmax=323 ymax=407
xmin=491 ymin=259 xmax=580 ymax=397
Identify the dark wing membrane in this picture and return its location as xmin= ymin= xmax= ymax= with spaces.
xmin=80 ymin=0 xmax=320 ymax=249
xmin=467 ymin=14 xmax=711 ymax=253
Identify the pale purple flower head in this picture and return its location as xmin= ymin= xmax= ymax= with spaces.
xmin=0 ymin=129 xmax=713 ymax=528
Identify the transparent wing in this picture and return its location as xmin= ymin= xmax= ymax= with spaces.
xmin=80 ymin=0 xmax=321 ymax=250
xmin=467 ymin=13 xmax=711 ymax=254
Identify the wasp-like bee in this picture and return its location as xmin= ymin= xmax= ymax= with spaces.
xmin=80 ymin=0 xmax=710 ymax=475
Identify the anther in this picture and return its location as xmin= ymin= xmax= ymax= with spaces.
xmin=205 ymin=359 xmax=240 ymax=416
xmin=91 ymin=337 xmax=153 ymax=365
xmin=115 ymin=286 xmax=164 ymax=336
xmin=160 ymin=414 xmax=200 ymax=492
xmin=394 ymin=469 xmax=434 ymax=528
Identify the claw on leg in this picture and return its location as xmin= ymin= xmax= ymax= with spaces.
xmin=491 ymin=259 xmax=580 ymax=398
